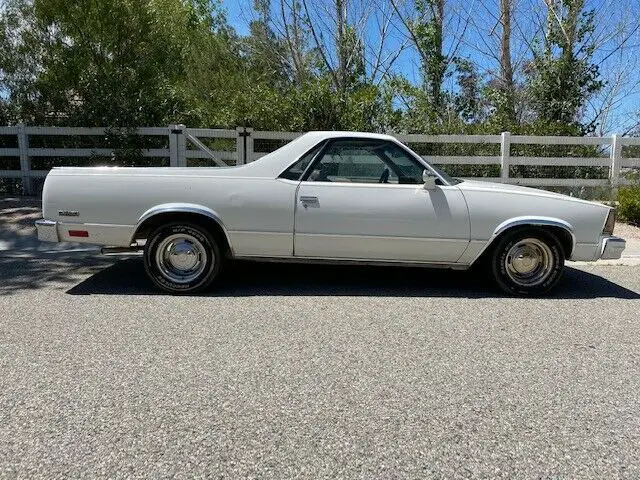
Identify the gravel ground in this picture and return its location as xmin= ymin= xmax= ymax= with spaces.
xmin=0 ymin=253 xmax=639 ymax=479
xmin=615 ymin=222 xmax=640 ymax=241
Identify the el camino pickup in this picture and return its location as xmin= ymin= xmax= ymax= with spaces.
xmin=36 ymin=131 xmax=626 ymax=295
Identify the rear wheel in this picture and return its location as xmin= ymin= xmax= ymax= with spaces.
xmin=490 ymin=228 xmax=565 ymax=296
xmin=144 ymin=222 xmax=221 ymax=294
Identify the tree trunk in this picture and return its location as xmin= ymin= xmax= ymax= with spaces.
xmin=544 ymin=0 xmax=555 ymax=55
xmin=430 ymin=0 xmax=445 ymax=117
xmin=499 ymin=0 xmax=515 ymax=123
xmin=336 ymin=0 xmax=347 ymax=93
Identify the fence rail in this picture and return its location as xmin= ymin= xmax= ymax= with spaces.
xmin=0 ymin=124 xmax=638 ymax=196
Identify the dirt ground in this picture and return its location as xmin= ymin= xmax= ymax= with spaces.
xmin=615 ymin=221 xmax=640 ymax=240
xmin=0 ymin=197 xmax=41 ymax=237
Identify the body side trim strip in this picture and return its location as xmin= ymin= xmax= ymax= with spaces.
xmin=234 ymin=255 xmax=470 ymax=270
xmin=291 ymin=232 xmax=469 ymax=242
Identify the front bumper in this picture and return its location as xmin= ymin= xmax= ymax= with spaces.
xmin=599 ymin=235 xmax=626 ymax=260
xmin=35 ymin=219 xmax=60 ymax=243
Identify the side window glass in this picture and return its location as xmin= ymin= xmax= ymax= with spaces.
xmin=279 ymin=142 xmax=324 ymax=180
xmin=307 ymin=141 xmax=390 ymax=184
xmin=381 ymin=143 xmax=425 ymax=184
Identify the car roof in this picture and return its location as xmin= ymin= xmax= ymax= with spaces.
xmin=303 ymin=131 xmax=397 ymax=141
xmin=240 ymin=131 xmax=402 ymax=177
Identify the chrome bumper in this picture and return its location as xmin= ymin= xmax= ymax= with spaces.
xmin=599 ymin=235 xmax=626 ymax=260
xmin=35 ymin=219 xmax=60 ymax=242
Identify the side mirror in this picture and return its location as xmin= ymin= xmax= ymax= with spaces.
xmin=422 ymin=170 xmax=437 ymax=190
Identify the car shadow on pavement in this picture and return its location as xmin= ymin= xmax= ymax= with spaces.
xmin=0 ymin=254 xmax=114 ymax=296
xmin=65 ymin=258 xmax=640 ymax=299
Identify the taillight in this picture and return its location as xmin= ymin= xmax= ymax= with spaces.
xmin=603 ymin=209 xmax=616 ymax=235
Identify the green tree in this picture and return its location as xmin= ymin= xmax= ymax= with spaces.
xmin=453 ymin=58 xmax=483 ymax=125
xmin=0 ymin=0 xmax=234 ymax=127
xmin=525 ymin=0 xmax=604 ymax=134
xmin=413 ymin=0 xmax=446 ymax=119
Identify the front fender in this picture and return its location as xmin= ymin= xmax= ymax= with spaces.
xmin=493 ymin=216 xmax=576 ymax=246
xmin=464 ymin=216 xmax=577 ymax=265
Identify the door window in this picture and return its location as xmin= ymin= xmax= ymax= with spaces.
xmin=380 ymin=143 xmax=425 ymax=184
xmin=306 ymin=139 xmax=425 ymax=184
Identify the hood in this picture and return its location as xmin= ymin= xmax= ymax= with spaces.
xmin=456 ymin=179 xmax=609 ymax=209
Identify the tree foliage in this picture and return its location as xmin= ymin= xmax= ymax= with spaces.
xmin=0 ymin=0 xmax=615 ymax=135
xmin=525 ymin=1 xmax=604 ymax=134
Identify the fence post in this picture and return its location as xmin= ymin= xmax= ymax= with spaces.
xmin=168 ymin=125 xmax=179 ymax=167
xmin=17 ymin=123 xmax=33 ymax=196
xmin=168 ymin=124 xmax=187 ymax=167
xmin=610 ymin=134 xmax=622 ymax=199
xmin=176 ymin=124 xmax=187 ymax=167
xmin=235 ymin=127 xmax=245 ymax=165
xmin=245 ymin=127 xmax=254 ymax=163
xmin=500 ymin=131 xmax=511 ymax=182
xmin=236 ymin=127 xmax=253 ymax=165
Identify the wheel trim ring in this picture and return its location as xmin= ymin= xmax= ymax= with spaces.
xmin=504 ymin=238 xmax=554 ymax=287
xmin=155 ymin=233 xmax=211 ymax=284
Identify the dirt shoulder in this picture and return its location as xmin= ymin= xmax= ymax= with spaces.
xmin=615 ymin=222 xmax=640 ymax=241
xmin=1 ymin=197 xmax=41 ymax=238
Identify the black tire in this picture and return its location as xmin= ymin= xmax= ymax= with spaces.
xmin=490 ymin=228 xmax=565 ymax=296
xmin=144 ymin=222 xmax=221 ymax=294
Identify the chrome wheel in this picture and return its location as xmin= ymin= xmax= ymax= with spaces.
xmin=155 ymin=233 xmax=210 ymax=284
xmin=504 ymin=237 xmax=554 ymax=287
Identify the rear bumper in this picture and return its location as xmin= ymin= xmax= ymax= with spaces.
xmin=35 ymin=219 xmax=59 ymax=242
xmin=599 ymin=235 xmax=626 ymax=260
xmin=35 ymin=219 xmax=134 ymax=246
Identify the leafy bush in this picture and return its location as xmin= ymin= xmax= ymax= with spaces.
xmin=618 ymin=186 xmax=640 ymax=225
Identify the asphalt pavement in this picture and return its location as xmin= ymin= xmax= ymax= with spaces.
xmin=1 ymin=199 xmax=640 ymax=478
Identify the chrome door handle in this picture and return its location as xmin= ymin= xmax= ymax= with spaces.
xmin=300 ymin=196 xmax=319 ymax=208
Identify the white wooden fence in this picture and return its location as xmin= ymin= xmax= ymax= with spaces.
xmin=1 ymin=124 xmax=639 ymax=195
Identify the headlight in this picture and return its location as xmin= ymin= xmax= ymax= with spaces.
xmin=603 ymin=209 xmax=616 ymax=235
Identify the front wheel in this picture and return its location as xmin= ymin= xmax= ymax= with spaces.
xmin=490 ymin=228 xmax=565 ymax=296
xmin=144 ymin=222 xmax=221 ymax=294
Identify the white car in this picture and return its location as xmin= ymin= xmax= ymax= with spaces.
xmin=36 ymin=131 xmax=625 ymax=295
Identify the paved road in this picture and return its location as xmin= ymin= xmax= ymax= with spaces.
xmin=1 ymin=249 xmax=639 ymax=479
xmin=2 ymin=198 xmax=640 ymax=478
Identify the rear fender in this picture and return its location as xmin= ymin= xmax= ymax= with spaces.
xmin=131 ymin=203 xmax=232 ymax=249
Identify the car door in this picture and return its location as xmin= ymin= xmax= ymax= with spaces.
xmin=293 ymin=138 xmax=470 ymax=263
